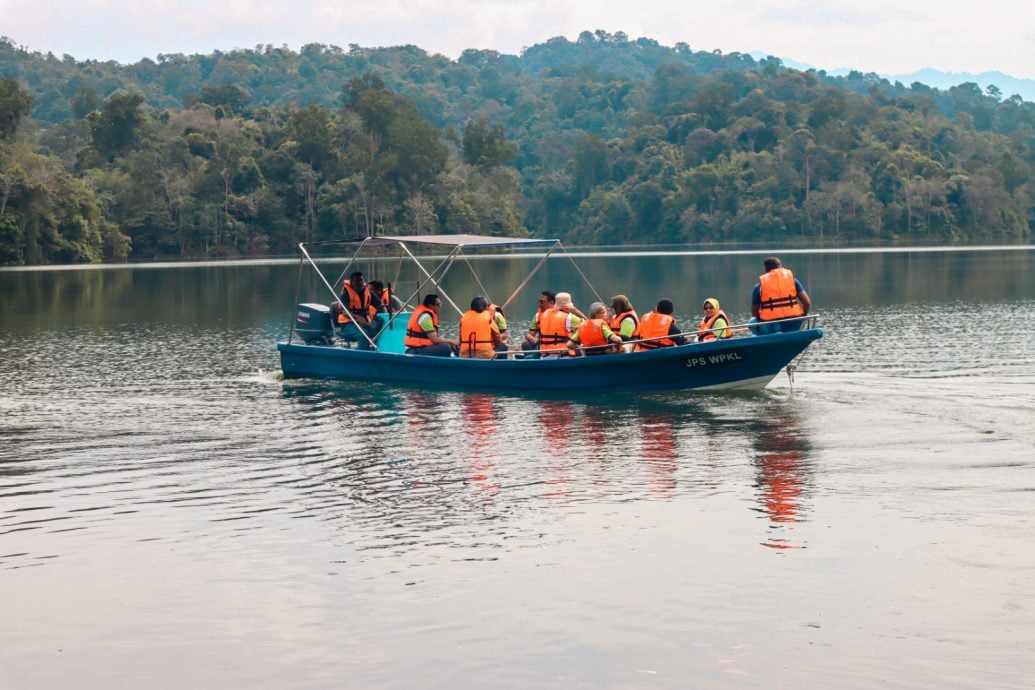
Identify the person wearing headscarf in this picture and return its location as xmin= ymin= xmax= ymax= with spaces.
xmin=609 ymin=294 xmax=639 ymax=342
xmin=697 ymin=298 xmax=731 ymax=341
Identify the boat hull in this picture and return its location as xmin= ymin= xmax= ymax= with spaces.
xmin=278 ymin=328 xmax=823 ymax=393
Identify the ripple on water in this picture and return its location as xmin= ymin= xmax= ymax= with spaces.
xmin=3 ymin=261 xmax=1035 ymax=688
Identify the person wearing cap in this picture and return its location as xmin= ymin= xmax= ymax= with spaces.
xmin=697 ymin=298 xmax=731 ymax=341
xmin=567 ymin=302 xmax=623 ymax=356
xmin=750 ymin=257 xmax=811 ymax=334
xmin=609 ymin=294 xmax=639 ymax=342
xmin=538 ymin=292 xmax=585 ymax=357
xmin=634 ymin=299 xmax=687 ymax=351
xmin=459 ymin=295 xmax=504 ymax=359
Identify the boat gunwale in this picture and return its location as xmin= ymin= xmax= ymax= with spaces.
xmin=278 ymin=326 xmax=824 ymax=367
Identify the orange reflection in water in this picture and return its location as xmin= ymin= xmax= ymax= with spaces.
xmin=399 ymin=390 xmax=447 ymax=492
xmin=581 ymin=405 xmax=609 ymax=451
xmin=402 ymin=391 xmax=440 ymax=440
xmin=539 ymin=400 xmax=575 ymax=499
xmin=639 ymin=414 xmax=677 ymax=499
xmin=459 ymin=393 xmax=500 ymax=497
xmin=754 ymin=414 xmax=810 ymax=551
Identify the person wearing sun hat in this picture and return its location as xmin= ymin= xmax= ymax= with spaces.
xmin=697 ymin=298 xmax=731 ymax=341
xmin=538 ymin=291 xmax=585 ymax=357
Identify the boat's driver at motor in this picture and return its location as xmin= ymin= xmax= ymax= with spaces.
xmin=749 ymin=257 xmax=811 ymax=335
xmin=335 ymin=271 xmax=383 ymax=348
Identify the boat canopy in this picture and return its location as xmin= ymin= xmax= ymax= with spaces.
xmin=305 ymin=234 xmax=558 ymax=250
xmin=293 ymin=233 xmax=598 ymax=350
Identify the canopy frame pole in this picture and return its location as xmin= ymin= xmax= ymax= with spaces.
xmin=330 ymin=237 xmax=375 ymax=297
xmin=461 ymin=253 xmax=492 ymax=304
xmin=397 ymin=242 xmax=465 ymax=316
xmin=369 ymin=244 xmax=463 ymax=340
xmin=390 ymin=254 xmax=406 ymax=308
xmin=557 ymin=241 xmax=604 ymax=306
xmin=500 ymin=239 xmax=561 ymax=312
xmin=300 ymin=240 xmax=378 ymax=350
xmin=287 ymin=251 xmax=306 ymax=344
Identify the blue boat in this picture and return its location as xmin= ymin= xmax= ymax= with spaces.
xmin=277 ymin=235 xmax=823 ymax=393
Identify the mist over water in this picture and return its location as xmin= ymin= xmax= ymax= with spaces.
xmin=2 ymin=248 xmax=1034 ymax=689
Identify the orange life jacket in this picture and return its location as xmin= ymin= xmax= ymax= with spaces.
xmin=575 ymin=318 xmax=611 ymax=355
xmin=404 ymin=306 xmax=438 ymax=348
xmin=528 ymin=306 xmax=547 ymax=334
xmin=635 ymin=312 xmax=676 ymax=351
xmin=698 ymin=309 xmax=731 ymax=341
xmin=609 ymin=310 xmax=638 ymax=338
xmin=459 ymin=310 xmax=495 ymax=357
xmin=538 ymin=308 xmax=573 ymax=352
xmin=338 ymin=283 xmax=377 ymax=324
xmin=758 ymin=268 xmax=804 ymax=320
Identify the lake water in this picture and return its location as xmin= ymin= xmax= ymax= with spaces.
xmin=2 ymin=248 xmax=1034 ymax=689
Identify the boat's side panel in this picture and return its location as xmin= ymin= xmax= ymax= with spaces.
xmin=278 ymin=329 xmax=822 ymax=393
xmin=696 ymin=374 xmax=776 ymax=391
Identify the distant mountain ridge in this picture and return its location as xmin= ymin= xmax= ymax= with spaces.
xmin=881 ymin=69 xmax=1035 ymax=103
xmin=749 ymin=52 xmax=1035 ymax=103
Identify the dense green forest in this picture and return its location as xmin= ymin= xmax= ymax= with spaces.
xmin=1 ymin=31 xmax=1033 ymax=264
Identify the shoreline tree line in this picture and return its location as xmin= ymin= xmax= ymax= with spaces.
xmin=1 ymin=31 xmax=1033 ymax=265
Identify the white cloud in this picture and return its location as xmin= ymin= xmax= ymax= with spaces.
xmin=2 ymin=0 xmax=1033 ymax=78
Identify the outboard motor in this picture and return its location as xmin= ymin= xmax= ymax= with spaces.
xmin=294 ymin=303 xmax=334 ymax=345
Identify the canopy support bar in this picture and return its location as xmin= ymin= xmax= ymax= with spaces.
xmin=371 ymin=244 xmax=462 ymax=339
xmin=397 ymin=242 xmax=465 ymax=317
xmin=500 ymin=240 xmax=561 ymax=312
xmin=299 ymin=241 xmax=378 ymax=350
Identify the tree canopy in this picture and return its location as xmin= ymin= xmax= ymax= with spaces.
xmin=1 ymin=32 xmax=1033 ymax=264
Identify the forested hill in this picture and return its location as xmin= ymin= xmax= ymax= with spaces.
xmin=1 ymin=31 xmax=1033 ymax=265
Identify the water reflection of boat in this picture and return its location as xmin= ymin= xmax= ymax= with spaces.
xmin=752 ymin=413 xmax=812 ymax=550
xmin=639 ymin=412 xmax=678 ymax=499
xmin=278 ymin=234 xmax=823 ymax=393
xmin=277 ymin=384 xmax=816 ymax=537
xmin=459 ymin=394 xmax=501 ymax=496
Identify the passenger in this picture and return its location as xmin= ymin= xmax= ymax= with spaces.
xmin=336 ymin=270 xmax=383 ymax=349
xmin=523 ymin=290 xmax=556 ymax=352
xmin=486 ymin=302 xmax=509 ymax=354
xmin=404 ymin=294 xmax=458 ymax=357
xmin=459 ymin=296 xmax=504 ymax=359
xmin=567 ymin=302 xmax=623 ymax=356
xmin=609 ymin=294 xmax=639 ymax=351
xmin=697 ymin=298 xmax=732 ymax=341
xmin=634 ymin=299 xmax=687 ymax=351
xmin=539 ymin=292 xmax=584 ymax=357
xmin=368 ymin=280 xmax=405 ymax=313
xmin=750 ymin=257 xmax=811 ymax=334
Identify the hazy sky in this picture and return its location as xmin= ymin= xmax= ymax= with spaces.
xmin=3 ymin=0 xmax=1034 ymax=79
